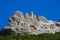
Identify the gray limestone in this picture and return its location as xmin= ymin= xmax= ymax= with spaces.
xmin=4 ymin=11 xmax=60 ymax=35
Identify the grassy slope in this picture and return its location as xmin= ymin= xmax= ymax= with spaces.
xmin=0 ymin=32 xmax=60 ymax=40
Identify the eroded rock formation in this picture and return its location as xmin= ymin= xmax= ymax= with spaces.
xmin=3 ymin=11 xmax=60 ymax=35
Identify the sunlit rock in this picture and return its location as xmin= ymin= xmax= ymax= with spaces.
xmin=2 ymin=11 xmax=60 ymax=35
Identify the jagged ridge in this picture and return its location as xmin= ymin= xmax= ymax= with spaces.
xmin=3 ymin=11 xmax=60 ymax=35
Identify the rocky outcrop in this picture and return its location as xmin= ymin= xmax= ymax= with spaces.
xmin=2 ymin=11 xmax=60 ymax=35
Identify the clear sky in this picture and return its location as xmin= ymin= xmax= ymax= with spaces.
xmin=0 ymin=0 xmax=60 ymax=30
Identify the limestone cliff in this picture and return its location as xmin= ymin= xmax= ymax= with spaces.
xmin=3 ymin=11 xmax=60 ymax=35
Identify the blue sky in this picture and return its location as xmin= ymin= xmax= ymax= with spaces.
xmin=0 ymin=0 xmax=60 ymax=30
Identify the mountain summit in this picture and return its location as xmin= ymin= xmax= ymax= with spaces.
xmin=2 ymin=11 xmax=60 ymax=35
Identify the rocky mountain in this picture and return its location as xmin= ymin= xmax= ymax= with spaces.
xmin=2 ymin=11 xmax=60 ymax=35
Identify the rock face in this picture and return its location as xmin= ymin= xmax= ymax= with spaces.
xmin=3 ymin=11 xmax=60 ymax=35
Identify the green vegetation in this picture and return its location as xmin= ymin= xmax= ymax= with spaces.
xmin=0 ymin=32 xmax=60 ymax=40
